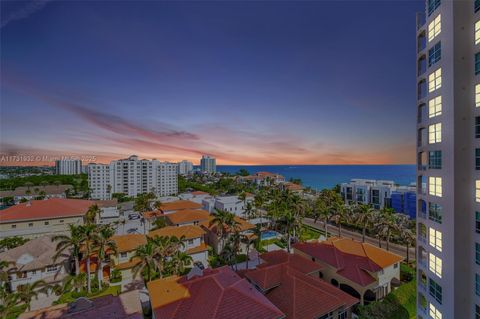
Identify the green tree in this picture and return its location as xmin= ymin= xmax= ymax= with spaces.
xmin=52 ymin=224 xmax=84 ymax=276
xmin=94 ymin=225 xmax=117 ymax=289
xmin=354 ymin=204 xmax=376 ymax=242
xmin=79 ymin=224 xmax=98 ymax=293
xmin=169 ymin=251 xmax=192 ymax=275
xmin=85 ymin=204 xmax=101 ymax=224
xmin=131 ymin=239 xmax=160 ymax=282
xmin=17 ymin=280 xmax=49 ymax=311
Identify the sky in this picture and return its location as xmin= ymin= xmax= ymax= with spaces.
xmin=0 ymin=0 xmax=424 ymax=166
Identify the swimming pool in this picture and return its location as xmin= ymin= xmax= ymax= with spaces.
xmin=261 ymin=230 xmax=281 ymax=240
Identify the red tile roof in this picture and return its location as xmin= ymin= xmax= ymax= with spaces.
xmin=160 ymin=200 xmax=202 ymax=212
xmin=293 ymin=238 xmax=403 ymax=287
xmin=148 ymin=266 xmax=284 ymax=319
xmin=245 ymin=250 xmax=358 ymax=319
xmin=0 ymin=198 xmax=95 ymax=223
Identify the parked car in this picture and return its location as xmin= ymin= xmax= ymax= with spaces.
xmin=193 ymin=261 xmax=205 ymax=270
xmin=128 ymin=213 xmax=140 ymax=220
xmin=127 ymin=228 xmax=138 ymax=234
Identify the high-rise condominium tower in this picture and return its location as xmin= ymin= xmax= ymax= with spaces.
xmin=55 ymin=159 xmax=82 ymax=175
xmin=416 ymin=1 xmax=479 ymax=318
xmin=200 ymin=155 xmax=216 ymax=173
xmin=88 ymin=155 xmax=178 ymax=200
xmin=177 ymin=160 xmax=194 ymax=175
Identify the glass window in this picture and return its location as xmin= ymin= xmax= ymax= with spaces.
xmin=476 ymin=53 xmax=480 ymax=75
xmin=477 ymin=180 xmax=480 ymax=202
xmin=429 ymin=227 xmax=443 ymax=251
xmin=429 ymin=177 xmax=443 ymax=197
xmin=429 ymin=202 xmax=443 ymax=223
xmin=429 ymin=150 xmax=442 ymax=169
xmin=430 ymin=303 xmax=442 ymax=319
xmin=428 ymin=68 xmax=442 ymax=92
xmin=477 ymin=149 xmax=480 ymax=170
xmin=429 ymin=252 xmax=442 ymax=278
xmin=428 ymin=0 xmax=441 ymax=15
xmin=477 ymin=85 xmax=480 ymax=108
xmin=476 ymin=243 xmax=480 ymax=265
xmin=429 ymin=278 xmax=442 ymax=304
xmin=476 ymin=304 xmax=480 ymax=319
xmin=429 ymin=42 xmax=441 ymax=67
xmin=428 ymin=96 xmax=442 ymax=118
xmin=477 ymin=117 xmax=480 ymax=138
xmin=429 ymin=123 xmax=442 ymax=144
xmin=477 ymin=274 xmax=480 ymax=296
xmin=476 ymin=212 xmax=480 ymax=233
xmin=476 ymin=21 xmax=480 ymax=45
xmin=428 ymin=15 xmax=442 ymax=42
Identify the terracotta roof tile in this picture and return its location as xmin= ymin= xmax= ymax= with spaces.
xmin=149 ymin=225 xmax=205 ymax=240
xmin=111 ymin=234 xmax=147 ymax=253
xmin=166 ymin=210 xmax=210 ymax=225
xmin=160 ymin=200 xmax=202 ymax=212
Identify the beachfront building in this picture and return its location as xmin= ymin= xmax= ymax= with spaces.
xmin=293 ymin=237 xmax=403 ymax=305
xmin=415 ymin=1 xmax=478 ymax=318
xmin=55 ymin=159 xmax=82 ymax=175
xmin=244 ymin=250 xmax=358 ymax=319
xmin=0 ymin=236 xmax=70 ymax=292
xmin=0 ymin=198 xmax=94 ymax=239
xmin=177 ymin=160 xmax=194 ymax=175
xmin=200 ymin=155 xmax=216 ymax=173
xmin=88 ymin=155 xmax=178 ymax=200
xmin=149 ymin=225 xmax=209 ymax=267
xmin=0 ymin=184 xmax=72 ymax=204
xmin=147 ymin=266 xmax=284 ymax=319
xmin=239 ymin=171 xmax=285 ymax=187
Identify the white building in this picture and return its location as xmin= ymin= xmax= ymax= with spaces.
xmin=88 ymin=155 xmax=178 ymax=200
xmin=341 ymin=179 xmax=398 ymax=209
xmin=416 ymin=1 xmax=479 ymax=318
xmin=202 ymin=195 xmax=253 ymax=218
xmin=200 ymin=155 xmax=216 ymax=173
xmin=177 ymin=160 xmax=194 ymax=175
xmin=55 ymin=159 xmax=82 ymax=175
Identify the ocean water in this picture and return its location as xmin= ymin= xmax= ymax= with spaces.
xmin=217 ymin=165 xmax=416 ymax=191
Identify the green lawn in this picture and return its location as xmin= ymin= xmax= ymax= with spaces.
xmin=54 ymin=285 xmax=121 ymax=305
xmin=300 ymin=226 xmax=322 ymax=241
xmin=392 ymin=279 xmax=417 ymax=319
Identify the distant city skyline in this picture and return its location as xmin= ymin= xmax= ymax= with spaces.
xmin=1 ymin=0 xmax=423 ymax=165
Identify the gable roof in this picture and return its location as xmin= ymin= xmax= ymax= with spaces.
xmin=0 ymin=236 xmax=67 ymax=271
xmin=148 ymin=266 xmax=284 ymax=319
xmin=200 ymin=216 xmax=255 ymax=233
xmin=244 ymin=250 xmax=358 ymax=319
xmin=111 ymin=234 xmax=147 ymax=253
xmin=0 ymin=198 xmax=94 ymax=223
xmin=166 ymin=210 xmax=210 ymax=225
xmin=160 ymin=200 xmax=202 ymax=212
xmin=293 ymin=237 xmax=404 ymax=287
xmin=149 ymin=225 xmax=205 ymax=240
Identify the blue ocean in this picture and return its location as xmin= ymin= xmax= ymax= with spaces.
xmin=217 ymin=165 xmax=416 ymax=191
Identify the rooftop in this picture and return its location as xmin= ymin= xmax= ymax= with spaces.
xmin=149 ymin=225 xmax=206 ymax=240
xmin=200 ymin=216 xmax=255 ymax=233
xmin=0 ymin=198 xmax=94 ymax=223
xmin=147 ymin=266 xmax=284 ymax=319
xmin=244 ymin=250 xmax=358 ymax=319
xmin=160 ymin=200 xmax=202 ymax=212
xmin=166 ymin=209 xmax=210 ymax=225
xmin=0 ymin=185 xmax=73 ymax=197
xmin=111 ymin=234 xmax=147 ymax=253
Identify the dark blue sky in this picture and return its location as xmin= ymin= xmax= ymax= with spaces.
xmin=0 ymin=0 xmax=424 ymax=165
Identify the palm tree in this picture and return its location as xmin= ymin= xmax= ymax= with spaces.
xmin=238 ymin=192 xmax=247 ymax=219
xmin=170 ymin=251 xmax=192 ymax=275
xmin=376 ymin=208 xmax=399 ymax=251
xmin=85 ymin=204 xmax=101 ymax=224
xmin=94 ymin=225 xmax=117 ymax=289
xmin=52 ymin=274 xmax=86 ymax=296
xmin=209 ymin=209 xmax=230 ymax=252
xmin=254 ymin=190 xmax=266 ymax=219
xmin=17 ymin=280 xmax=49 ymax=311
xmin=153 ymin=200 xmax=163 ymax=211
xmin=244 ymin=201 xmax=255 ymax=220
xmin=0 ymin=285 xmax=19 ymax=318
xmin=79 ymin=223 xmax=98 ymax=293
xmin=329 ymin=201 xmax=346 ymax=238
xmin=354 ymin=204 xmax=376 ymax=242
xmin=150 ymin=217 xmax=167 ymax=231
xmin=0 ymin=260 xmax=15 ymax=283
xmin=52 ymin=224 xmax=84 ymax=276
xmin=241 ymin=234 xmax=255 ymax=270
xmin=131 ymin=239 xmax=160 ymax=282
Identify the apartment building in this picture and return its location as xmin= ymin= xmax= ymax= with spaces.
xmin=202 ymin=195 xmax=254 ymax=217
xmin=55 ymin=159 xmax=82 ymax=175
xmin=200 ymin=155 xmax=216 ymax=173
xmin=177 ymin=160 xmax=194 ymax=175
xmin=88 ymin=155 xmax=178 ymax=200
xmin=415 ymin=1 xmax=479 ymax=318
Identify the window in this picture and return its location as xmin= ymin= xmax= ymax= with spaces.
xmin=477 ymin=212 xmax=480 ymax=233
xmin=477 ymin=180 xmax=480 ymax=202
xmin=429 ymin=151 xmax=442 ymax=169
xmin=428 ymin=68 xmax=442 ymax=92
xmin=44 ymin=221 xmax=49 ymax=225
xmin=429 ymin=123 xmax=442 ymax=144
xmin=120 ymin=252 xmax=127 ymax=258
xmin=394 ymin=263 xmax=399 ymax=269
xmin=428 ymin=15 xmax=441 ymax=42
xmin=477 ymin=85 xmax=480 ymax=108
xmin=476 ymin=53 xmax=480 ymax=75
xmin=477 ymin=149 xmax=480 ymax=170
xmin=46 ymin=265 xmax=58 ymax=272
xmin=28 ymin=223 xmax=33 ymax=227
xmin=429 ymin=227 xmax=443 ymax=252
xmin=11 ymin=224 xmax=16 ymax=229
xmin=476 ymin=243 xmax=480 ymax=265
xmin=477 ymin=117 xmax=480 ymax=138
xmin=428 ymin=96 xmax=442 ymax=118
xmin=476 ymin=304 xmax=480 ymax=319
xmin=429 ymin=202 xmax=443 ymax=223
xmin=188 ymin=239 xmax=194 ymax=245
xmin=429 ymin=252 xmax=442 ymax=278
xmin=477 ymin=274 xmax=480 ymax=296
xmin=430 ymin=303 xmax=442 ymax=319
xmin=428 ymin=0 xmax=441 ymax=16
xmin=429 ymin=42 xmax=441 ymax=67
xmin=476 ymin=21 xmax=480 ymax=45
xmin=429 ymin=278 xmax=442 ymax=304
xmin=429 ymin=177 xmax=442 ymax=197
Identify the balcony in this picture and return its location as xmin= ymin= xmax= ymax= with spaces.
xmin=418 ymin=55 xmax=427 ymax=76
xmin=418 ymin=79 xmax=427 ymax=100
xmin=418 ymin=199 xmax=427 ymax=219
xmin=418 ymin=103 xmax=426 ymax=124
xmin=417 ymin=12 xmax=426 ymax=31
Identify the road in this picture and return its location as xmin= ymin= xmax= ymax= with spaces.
xmin=303 ymin=218 xmax=416 ymax=260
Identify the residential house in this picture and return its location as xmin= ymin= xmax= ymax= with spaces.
xmin=202 ymin=195 xmax=254 ymax=218
xmin=165 ymin=209 xmax=210 ymax=227
xmin=159 ymin=200 xmax=202 ymax=214
xmin=0 ymin=236 xmax=70 ymax=292
xmin=293 ymin=237 xmax=404 ymax=304
xmin=18 ymin=289 xmax=143 ymax=319
xmin=244 ymin=250 xmax=358 ymax=319
xmin=0 ymin=198 xmax=94 ymax=239
xmin=178 ymin=191 xmax=211 ymax=204
xmin=0 ymin=185 xmax=73 ymax=204
xmin=149 ymin=225 xmax=209 ymax=267
xmin=97 ymin=199 xmax=120 ymax=224
xmin=239 ymin=172 xmax=285 ymax=187
xmin=147 ymin=266 xmax=284 ymax=319
xmin=279 ymin=182 xmax=304 ymax=194
xmin=110 ymin=234 xmax=148 ymax=284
